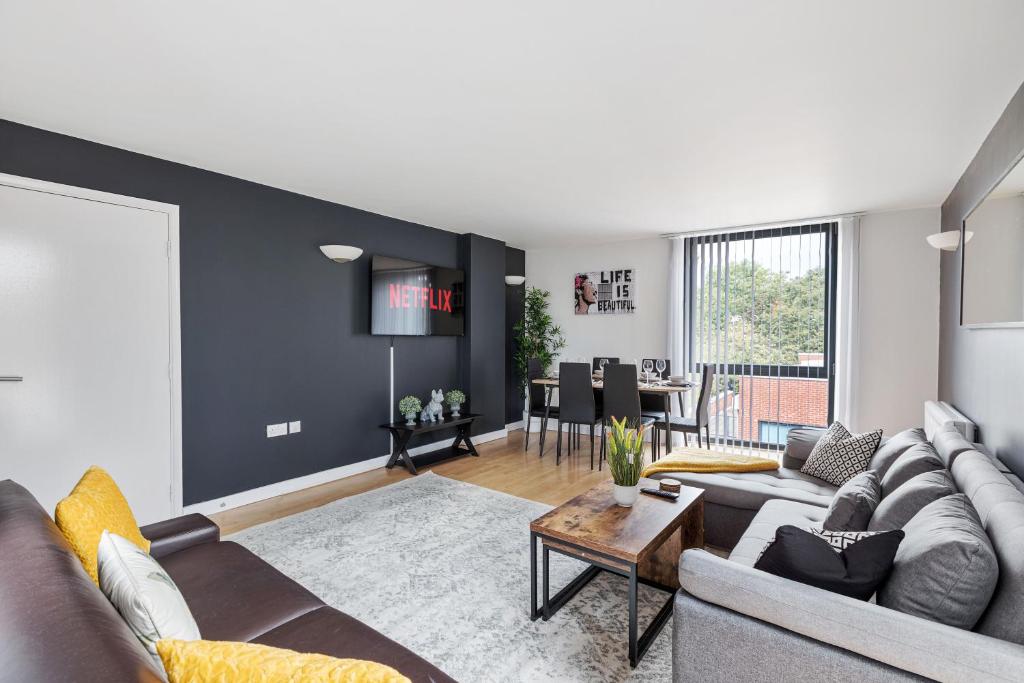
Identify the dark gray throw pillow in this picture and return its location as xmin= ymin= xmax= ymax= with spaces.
xmin=868 ymin=428 xmax=927 ymax=478
xmin=878 ymin=494 xmax=998 ymax=630
xmin=823 ymin=470 xmax=881 ymax=531
xmin=868 ymin=470 xmax=956 ymax=531
xmin=880 ymin=443 xmax=944 ymax=498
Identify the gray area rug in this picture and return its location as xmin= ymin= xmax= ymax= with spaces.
xmin=229 ymin=472 xmax=673 ymax=682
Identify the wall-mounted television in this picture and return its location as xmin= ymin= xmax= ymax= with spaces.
xmin=370 ymin=255 xmax=465 ymax=336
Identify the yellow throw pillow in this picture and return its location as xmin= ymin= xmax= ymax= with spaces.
xmin=156 ymin=639 xmax=412 ymax=683
xmin=55 ymin=465 xmax=151 ymax=584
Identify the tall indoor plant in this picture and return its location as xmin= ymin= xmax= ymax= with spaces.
xmin=513 ymin=287 xmax=566 ymax=390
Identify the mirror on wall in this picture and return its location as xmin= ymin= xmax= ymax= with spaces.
xmin=962 ymin=157 xmax=1024 ymax=327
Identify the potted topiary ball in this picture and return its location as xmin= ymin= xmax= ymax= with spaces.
xmin=398 ymin=395 xmax=422 ymax=425
xmin=445 ymin=389 xmax=466 ymax=417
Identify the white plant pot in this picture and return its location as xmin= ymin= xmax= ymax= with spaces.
xmin=450 ymin=403 xmax=461 ymax=416
xmin=405 ymin=412 xmax=417 ymax=425
xmin=613 ymin=483 xmax=640 ymax=507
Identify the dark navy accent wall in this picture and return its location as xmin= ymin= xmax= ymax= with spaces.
xmin=0 ymin=119 xmax=509 ymax=504
xmin=458 ymin=234 xmax=507 ymax=435
xmin=505 ymin=247 xmax=526 ymax=424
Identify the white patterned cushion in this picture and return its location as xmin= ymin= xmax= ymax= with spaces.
xmin=800 ymin=422 xmax=883 ymax=486
xmin=755 ymin=528 xmax=885 ymax=561
xmin=810 ymin=528 xmax=886 ymax=551
xmin=97 ymin=531 xmax=200 ymax=668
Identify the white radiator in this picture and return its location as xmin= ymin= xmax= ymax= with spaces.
xmin=924 ymin=400 xmax=976 ymax=442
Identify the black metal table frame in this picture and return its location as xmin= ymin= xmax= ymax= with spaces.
xmin=528 ymin=531 xmax=676 ymax=668
xmin=382 ymin=417 xmax=479 ymax=475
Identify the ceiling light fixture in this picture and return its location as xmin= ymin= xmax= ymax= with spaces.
xmin=320 ymin=245 xmax=363 ymax=263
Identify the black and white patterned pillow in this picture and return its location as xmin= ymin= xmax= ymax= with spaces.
xmin=810 ymin=528 xmax=885 ymax=551
xmin=801 ymin=422 xmax=883 ymax=487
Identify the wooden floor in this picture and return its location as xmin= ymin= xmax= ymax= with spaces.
xmin=210 ymin=428 xmax=620 ymax=535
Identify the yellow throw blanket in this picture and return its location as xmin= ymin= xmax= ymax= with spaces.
xmin=641 ymin=447 xmax=779 ymax=477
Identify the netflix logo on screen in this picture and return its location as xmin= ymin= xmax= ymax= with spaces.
xmin=371 ymin=255 xmax=465 ymax=336
xmin=389 ymin=284 xmax=453 ymax=312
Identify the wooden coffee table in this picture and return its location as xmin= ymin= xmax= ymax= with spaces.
xmin=529 ymin=478 xmax=704 ymax=667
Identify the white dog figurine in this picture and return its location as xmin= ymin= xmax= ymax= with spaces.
xmin=420 ymin=389 xmax=445 ymax=423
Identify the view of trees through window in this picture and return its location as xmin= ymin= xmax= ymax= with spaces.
xmin=692 ymin=230 xmax=828 ymax=368
xmin=686 ymin=225 xmax=834 ymax=450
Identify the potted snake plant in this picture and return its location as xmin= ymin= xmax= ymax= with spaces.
xmin=607 ymin=416 xmax=646 ymax=507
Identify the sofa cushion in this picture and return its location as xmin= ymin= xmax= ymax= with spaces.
xmin=781 ymin=427 xmax=826 ymax=469
xmin=754 ymin=526 xmax=904 ymax=600
xmin=878 ymin=494 xmax=998 ymax=630
xmin=97 ymin=531 xmax=200 ymax=666
xmin=950 ymin=451 xmax=1024 ymax=644
xmin=800 ymin=422 xmax=883 ymax=487
xmin=156 ymin=638 xmax=412 ymax=683
xmin=822 ymin=470 xmax=881 ymax=531
xmin=933 ymin=425 xmax=976 ymax=468
xmin=868 ymin=470 xmax=956 ymax=532
xmin=879 ymin=443 xmax=944 ymax=498
xmin=649 ymin=467 xmax=836 ymax=512
xmin=159 ymin=540 xmax=324 ymax=642
xmin=728 ymin=499 xmax=827 ymax=567
xmin=253 ymin=606 xmax=456 ymax=683
xmin=867 ymin=427 xmax=927 ymax=478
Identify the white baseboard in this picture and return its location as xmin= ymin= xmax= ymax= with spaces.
xmin=505 ymin=419 xmax=525 ymax=430
xmin=184 ymin=426 xmax=510 ymax=516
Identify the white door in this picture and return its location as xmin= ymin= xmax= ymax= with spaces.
xmin=0 ymin=177 xmax=181 ymax=524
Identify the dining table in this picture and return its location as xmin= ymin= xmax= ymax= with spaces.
xmin=531 ymin=375 xmax=693 ymax=457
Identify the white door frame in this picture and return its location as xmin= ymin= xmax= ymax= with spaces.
xmin=0 ymin=172 xmax=184 ymax=516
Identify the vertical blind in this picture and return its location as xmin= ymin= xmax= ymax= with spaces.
xmin=680 ymin=223 xmax=838 ymax=454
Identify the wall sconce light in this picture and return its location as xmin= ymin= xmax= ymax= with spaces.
xmin=926 ymin=230 xmax=973 ymax=251
xmin=320 ymin=245 xmax=363 ymax=263
xmin=504 ymin=275 xmax=526 ymax=286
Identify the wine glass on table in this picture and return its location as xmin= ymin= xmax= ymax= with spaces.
xmin=655 ymin=359 xmax=666 ymax=382
xmin=642 ymin=359 xmax=654 ymax=384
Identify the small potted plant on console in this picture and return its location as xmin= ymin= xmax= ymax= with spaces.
xmin=445 ymin=389 xmax=466 ymax=417
xmin=399 ymin=395 xmax=422 ymax=425
xmin=607 ymin=416 xmax=646 ymax=507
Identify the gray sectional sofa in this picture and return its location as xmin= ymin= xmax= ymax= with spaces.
xmin=661 ymin=424 xmax=1024 ymax=682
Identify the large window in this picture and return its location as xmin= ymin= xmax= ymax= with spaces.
xmin=684 ymin=223 xmax=837 ymax=451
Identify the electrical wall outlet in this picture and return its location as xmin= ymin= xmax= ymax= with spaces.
xmin=288 ymin=420 xmax=301 ymax=434
xmin=266 ymin=423 xmax=288 ymax=438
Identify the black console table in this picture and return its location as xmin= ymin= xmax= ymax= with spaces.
xmin=380 ymin=413 xmax=480 ymax=475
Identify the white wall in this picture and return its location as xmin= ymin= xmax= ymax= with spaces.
xmin=525 ymin=237 xmax=670 ymax=370
xmin=855 ymin=207 xmax=941 ymax=434
xmin=525 ymin=208 xmax=941 ymax=437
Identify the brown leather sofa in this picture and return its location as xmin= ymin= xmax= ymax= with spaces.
xmin=0 ymin=480 xmax=455 ymax=682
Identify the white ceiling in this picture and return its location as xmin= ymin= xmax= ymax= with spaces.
xmin=2 ymin=1 xmax=1023 ymax=249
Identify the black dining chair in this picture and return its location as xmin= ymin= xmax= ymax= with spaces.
xmin=556 ymin=362 xmax=602 ymax=466
xmin=524 ymin=358 xmax=558 ymax=454
xmin=592 ymin=356 xmax=619 ymax=372
xmin=599 ymin=363 xmax=656 ymax=470
xmin=652 ymin=365 xmax=715 ymax=452
xmin=640 ymin=358 xmax=671 ymax=420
